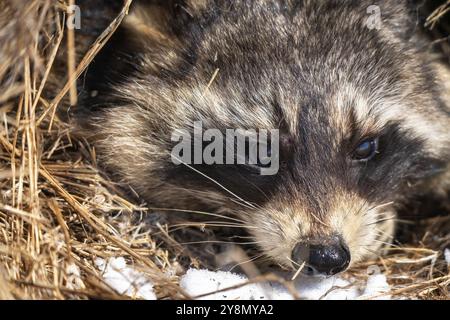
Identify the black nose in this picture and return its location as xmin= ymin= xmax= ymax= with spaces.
xmin=292 ymin=236 xmax=350 ymax=276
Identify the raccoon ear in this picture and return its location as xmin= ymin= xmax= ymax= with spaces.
xmin=80 ymin=1 xmax=193 ymax=105
xmin=377 ymin=0 xmax=420 ymax=41
xmin=172 ymin=0 xmax=210 ymax=17
xmin=123 ymin=0 xmax=209 ymax=41
xmin=122 ymin=1 xmax=179 ymax=49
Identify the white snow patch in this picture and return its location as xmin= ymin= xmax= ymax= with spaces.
xmin=180 ymin=268 xmax=391 ymax=300
xmin=445 ymin=248 xmax=450 ymax=265
xmin=359 ymin=273 xmax=391 ymax=300
xmin=95 ymin=257 xmax=392 ymax=300
xmin=96 ymin=257 xmax=156 ymax=300
xmin=180 ymin=269 xmax=273 ymax=300
xmin=66 ymin=263 xmax=85 ymax=290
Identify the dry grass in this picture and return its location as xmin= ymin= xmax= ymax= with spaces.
xmin=0 ymin=0 xmax=448 ymax=300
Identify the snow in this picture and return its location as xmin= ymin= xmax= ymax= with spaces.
xmin=180 ymin=268 xmax=391 ymax=300
xmin=96 ymin=257 xmax=391 ymax=300
xmin=66 ymin=263 xmax=85 ymax=290
xmin=445 ymin=248 xmax=450 ymax=265
xmin=359 ymin=273 xmax=391 ymax=299
xmin=95 ymin=257 xmax=157 ymax=300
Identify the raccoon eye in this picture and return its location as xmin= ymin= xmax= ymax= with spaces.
xmin=352 ymin=137 xmax=378 ymax=161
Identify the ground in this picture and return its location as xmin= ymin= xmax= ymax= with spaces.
xmin=0 ymin=0 xmax=448 ymax=300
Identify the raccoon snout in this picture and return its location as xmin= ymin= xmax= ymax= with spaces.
xmin=292 ymin=236 xmax=351 ymax=276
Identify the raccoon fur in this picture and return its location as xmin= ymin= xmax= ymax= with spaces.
xmin=75 ymin=0 xmax=450 ymax=275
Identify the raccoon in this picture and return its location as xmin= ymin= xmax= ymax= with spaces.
xmin=75 ymin=0 xmax=450 ymax=276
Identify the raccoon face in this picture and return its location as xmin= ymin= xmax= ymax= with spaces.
xmin=79 ymin=0 xmax=450 ymax=275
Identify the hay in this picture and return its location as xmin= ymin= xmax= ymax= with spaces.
xmin=0 ymin=0 xmax=448 ymax=300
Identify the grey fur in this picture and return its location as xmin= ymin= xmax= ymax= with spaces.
xmin=75 ymin=0 xmax=450 ymax=270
